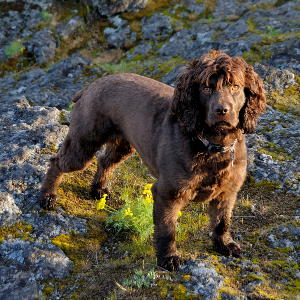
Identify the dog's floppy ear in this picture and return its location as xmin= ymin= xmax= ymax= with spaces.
xmin=240 ymin=64 xmax=266 ymax=133
xmin=171 ymin=61 xmax=204 ymax=136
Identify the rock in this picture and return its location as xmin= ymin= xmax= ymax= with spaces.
xmin=23 ymin=27 xmax=59 ymax=64
xmin=104 ymin=16 xmax=136 ymax=48
xmin=0 ymin=54 xmax=99 ymax=109
xmin=127 ymin=42 xmax=152 ymax=61
xmin=221 ymin=19 xmax=249 ymax=40
xmin=0 ymin=96 xmax=69 ymax=210
xmin=0 ymin=239 xmax=73 ymax=299
xmin=0 ymin=8 xmax=42 ymax=63
xmin=180 ymin=258 xmax=224 ymax=299
xmin=0 ymin=0 xmax=54 ymax=10
xmin=141 ymin=13 xmax=173 ymax=41
xmin=26 ymin=210 xmax=87 ymax=239
xmin=212 ymin=0 xmax=248 ymax=20
xmin=268 ymin=41 xmax=300 ymax=75
xmin=254 ymin=63 xmax=296 ymax=93
xmin=56 ymin=16 xmax=84 ymax=40
xmin=183 ymin=0 xmax=206 ymax=15
xmin=0 ymin=192 xmax=22 ymax=226
xmin=160 ymin=64 xmax=183 ymax=86
xmin=89 ymin=0 xmax=149 ymax=17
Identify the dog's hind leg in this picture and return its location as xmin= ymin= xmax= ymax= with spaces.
xmin=91 ymin=139 xmax=135 ymax=199
xmin=39 ymin=133 xmax=102 ymax=209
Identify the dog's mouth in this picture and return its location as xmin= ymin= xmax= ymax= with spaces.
xmin=211 ymin=121 xmax=234 ymax=130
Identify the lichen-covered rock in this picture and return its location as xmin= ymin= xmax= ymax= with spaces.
xmin=89 ymin=0 xmax=149 ymax=17
xmin=56 ymin=16 xmax=84 ymax=41
xmin=23 ymin=27 xmax=59 ymax=64
xmin=0 ymin=54 xmax=100 ymax=109
xmin=221 ymin=19 xmax=249 ymax=40
xmin=183 ymin=0 xmax=206 ymax=15
xmin=104 ymin=16 xmax=136 ymax=48
xmin=180 ymin=258 xmax=224 ymax=299
xmin=268 ymin=41 xmax=300 ymax=75
xmin=127 ymin=42 xmax=152 ymax=61
xmin=0 ymin=8 xmax=42 ymax=63
xmin=0 ymin=239 xmax=73 ymax=299
xmin=0 ymin=0 xmax=54 ymax=10
xmin=141 ymin=13 xmax=173 ymax=41
xmin=254 ymin=63 xmax=296 ymax=94
xmin=0 ymin=192 xmax=22 ymax=226
xmin=212 ymin=0 xmax=248 ymax=20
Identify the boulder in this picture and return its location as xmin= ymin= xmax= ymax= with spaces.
xmin=142 ymin=13 xmax=173 ymax=41
xmin=23 ymin=27 xmax=59 ymax=64
xmin=88 ymin=0 xmax=149 ymax=17
xmin=56 ymin=16 xmax=84 ymax=41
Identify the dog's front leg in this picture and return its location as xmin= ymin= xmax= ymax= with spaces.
xmin=152 ymin=184 xmax=183 ymax=271
xmin=208 ymin=195 xmax=241 ymax=257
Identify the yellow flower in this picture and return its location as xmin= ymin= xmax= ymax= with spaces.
xmin=125 ymin=208 xmax=133 ymax=217
xmin=96 ymin=194 xmax=108 ymax=210
xmin=143 ymin=184 xmax=153 ymax=201
xmin=178 ymin=211 xmax=182 ymax=217
xmin=144 ymin=184 xmax=153 ymax=191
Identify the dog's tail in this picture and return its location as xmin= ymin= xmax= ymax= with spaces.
xmin=72 ymin=86 xmax=89 ymax=103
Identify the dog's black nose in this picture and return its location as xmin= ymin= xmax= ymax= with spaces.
xmin=215 ymin=104 xmax=230 ymax=115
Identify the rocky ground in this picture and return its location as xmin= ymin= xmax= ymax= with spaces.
xmin=0 ymin=0 xmax=300 ymax=299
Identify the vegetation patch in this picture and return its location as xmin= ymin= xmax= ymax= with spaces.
xmin=0 ymin=221 xmax=33 ymax=242
xmin=5 ymin=40 xmax=25 ymax=59
xmin=267 ymin=75 xmax=300 ymax=116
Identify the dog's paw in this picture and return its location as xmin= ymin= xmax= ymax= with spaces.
xmin=158 ymin=255 xmax=182 ymax=271
xmin=90 ymin=186 xmax=111 ymax=200
xmin=214 ymin=240 xmax=242 ymax=257
xmin=39 ymin=194 xmax=57 ymax=210
xmin=227 ymin=242 xmax=242 ymax=258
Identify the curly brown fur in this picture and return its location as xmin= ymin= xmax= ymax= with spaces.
xmin=39 ymin=50 xmax=266 ymax=271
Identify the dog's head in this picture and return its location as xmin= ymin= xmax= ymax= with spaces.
xmin=171 ymin=49 xmax=266 ymax=136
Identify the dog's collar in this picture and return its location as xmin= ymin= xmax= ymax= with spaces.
xmin=199 ymin=137 xmax=237 ymax=153
xmin=199 ymin=137 xmax=237 ymax=171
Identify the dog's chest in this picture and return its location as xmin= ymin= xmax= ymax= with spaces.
xmin=188 ymin=154 xmax=233 ymax=202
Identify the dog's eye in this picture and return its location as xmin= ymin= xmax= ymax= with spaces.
xmin=232 ymin=85 xmax=239 ymax=91
xmin=203 ymin=87 xmax=211 ymax=93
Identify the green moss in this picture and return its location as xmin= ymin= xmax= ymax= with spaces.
xmin=285 ymin=278 xmax=300 ymax=294
xmin=254 ymin=179 xmax=281 ymax=190
xmin=276 ymin=247 xmax=293 ymax=253
xmin=0 ymin=222 xmax=33 ymax=241
xmin=181 ymin=275 xmax=191 ymax=282
xmin=245 ymin=16 xmax=261 ymax=34
xmin=152 ymin=56 xmax=186 ymax=80
xmin=268 ymin=142 xmax=276 ymax=148
xmin=172 ymin=284 xmax=188 ymax=300
xmin=258 ymin=147 xmax=292 ymax=161
xmin=267 ymin=75 xmax=300 ymax=117
xmin=131 ymin=54 xmax=144 ymax=61
xmin=43 ymin=286 xmax=54 ymax=296
xmin=247 ymin=273 xmax=265 ymax=282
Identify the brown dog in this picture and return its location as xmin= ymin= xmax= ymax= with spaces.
xmin=39 ymin=50 xmax=266 ymax=271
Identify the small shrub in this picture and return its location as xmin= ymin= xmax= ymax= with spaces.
xmin=97 ymin=184 xmax=154 ymax=242
xmin=124 ymin=268 xmax=157 ymax=288
xmin=5 ymin=40 xmax=24 ymax=58
xmin=267 ymin=26 xmax=280 ymax=36
xmin=40 ymin=11 xmax=53 ymax=21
